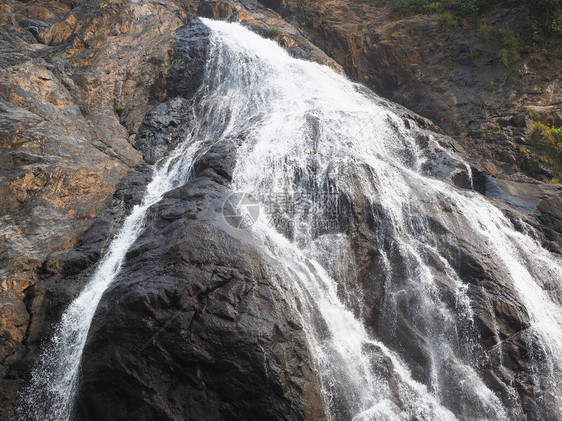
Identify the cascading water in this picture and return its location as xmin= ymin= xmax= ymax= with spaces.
xmin=18 ymin=17 xmax=562 ymax=421
xmin=18 ymin=142 xmax=202 ymax=420
xmin=196 ymin=19 xmax=562 ymax=420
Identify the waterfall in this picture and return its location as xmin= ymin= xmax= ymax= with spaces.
xmin=17 ymin=142 xmax=202 ymax=420
xmin=18 ymin=17 xmax=562 ymax=420
xmin=197 ymin=19 xmax=562 ymax=419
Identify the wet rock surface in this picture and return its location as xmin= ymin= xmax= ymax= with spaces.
xmin=196 ymin=0 xmax=562 ymax=248
xmin=330 ymin=133 xmax=549 ymax=418
xmin=240 ymin=0 xmax=562 ymax=244
xmin=0 ymin=1 xmax=333 ymax=418
xmin=75 ymin=170 xmax=325 ymax=420
xmin=0 ymin=0 xmax=561 ymax=419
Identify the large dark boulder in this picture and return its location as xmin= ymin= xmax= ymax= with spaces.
xmin=75 ymin=168 xmax=325 ymax=420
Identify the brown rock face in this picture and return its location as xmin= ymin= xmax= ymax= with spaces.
xmin=0 ymin=0 xmax=189 ymax=412
xmin=1 ymin=0 xmax=561 ymax=419
xmin=197 ymin=0 xmax=342 ymax=70
xmin=0 ymin=0 xmax=334 ymax=418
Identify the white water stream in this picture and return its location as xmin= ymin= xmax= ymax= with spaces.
xmin=19 ymin=18 xmax=562 ymax=421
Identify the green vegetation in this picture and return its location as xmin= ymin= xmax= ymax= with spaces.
xmin=404 ymin=0 xmax=440 ymax=14
xmin=497 ymin=29 xmax=520 ymax=65
xmin=436 ymin=13 xmax=457 ymax=31
xmin=532 ymin=121 xmax=562 ymax=145
xmin=113 ymin=103 xmax=132 ymax=124
xmin=479 ymin=19 xmax=490 ymax=41
xmin=268 ymin=27 xmax=281 ymax=40
xmin=528 ymin=121 xmax=562 ymax=181
xmin=525 ymin=107 xmax=536 ymax=120
xmin=468 ymin=48 xmax=481 ymax=60
xmin=391 ymin=0 xmax=562 ymax=59
xmin=520 ymin=146 xmax=532 ymax=160
xmin=480 ymin=123 xmax=501 ymax=136
xmin=553 ymin=11 xmax=562 ymax=32
xmin=449 ymin=0 xmax=479 ymax=17
xmin=166 ymin=59 xmax=186 ymax=68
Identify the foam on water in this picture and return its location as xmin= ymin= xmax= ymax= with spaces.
xmin=19 ymin=18 xmax=562 ymax=421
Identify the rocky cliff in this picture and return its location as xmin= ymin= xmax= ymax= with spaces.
xmin=0 ymin=0 xmax=561 ymax=419
xmin=0 ymin=0 xmax=335 ymax=416
xmin=1 ymin=0 xmax=183 ymax=411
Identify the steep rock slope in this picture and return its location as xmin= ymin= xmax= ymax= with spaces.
xmin=0 ymin=0 xmax=560 ymax=419
xmin=75 ymin=142 xmax=325 ymax=420
xmin=59 ymin=13 xmax=562 ymax=420
xmin=0 ymin=0 xmax=335 ymax=417
xmin=0 ymin=0 xmax=187 ymax=412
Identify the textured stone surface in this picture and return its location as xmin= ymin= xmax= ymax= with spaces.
xmin=75 ymin=166 xmax=325 ymax=420
xmin=1 ymin=0 xmax=561 ymax=419
xmin=0 ymin=1 xmax=334 ymax=418
xmin=0 ymin=0 xmax=187 ymax=415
